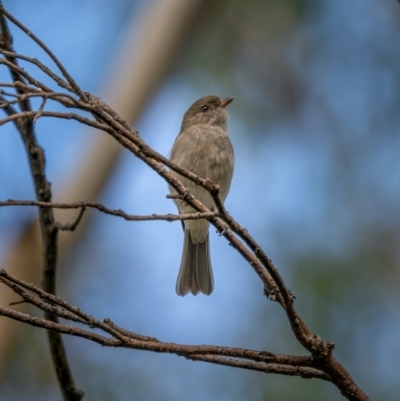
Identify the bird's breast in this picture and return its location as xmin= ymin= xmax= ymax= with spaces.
xmin=171 ymin=125 xmax=234 ymax=196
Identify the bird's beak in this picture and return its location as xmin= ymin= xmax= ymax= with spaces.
xmin=220 ymin=97 xmax=234 ymax=108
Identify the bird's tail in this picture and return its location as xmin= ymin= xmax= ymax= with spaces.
xmin=176 ymin=230 xmax=213 ymax=296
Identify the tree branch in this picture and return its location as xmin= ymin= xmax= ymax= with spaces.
xmin=0 ymin=270 xmax=328 ymax=381
xmin=0 ymin=9 xmax=83 ymax=401
xmin=0 ymin=199 xmax=220 ymax=223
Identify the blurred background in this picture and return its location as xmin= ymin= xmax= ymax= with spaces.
xmin=0 ymin=0 xmax=399 ymax=400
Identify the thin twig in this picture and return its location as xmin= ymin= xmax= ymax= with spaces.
xmin=55 ymin=207 xmax=86 ymax=231
xmin=1 ymin=276 xmax=88 ymax=325
xmin=0 ymin=91 xmax=78 ymax=109
xmin=0 ymin=4 xmax=86 ymax=99
xmin=32 ymin=96 xmax=46 ymax=122
xmin=0 ymin=58 xmax=52 ymax=92
xmin=0 ymin=109 xmax=107 ymax=131
xmin=0 ymin=199 xmax=220 ymax=222
xmin=0 ymin=48 xmax=72 ymax=91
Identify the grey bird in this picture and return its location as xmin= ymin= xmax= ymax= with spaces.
xmin=169 ymin=95 xmax=234 ymax=296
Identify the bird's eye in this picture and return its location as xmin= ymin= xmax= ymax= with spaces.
xmin=201 ymin=106 xmax=208 ymax=112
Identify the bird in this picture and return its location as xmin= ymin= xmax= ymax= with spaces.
xmin=169 ymin=95 xmax=234 ymax=296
